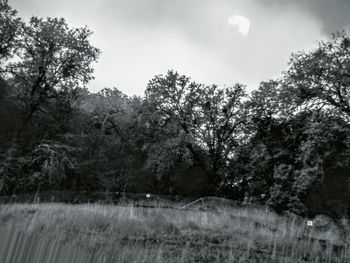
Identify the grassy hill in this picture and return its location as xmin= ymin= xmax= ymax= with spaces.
xmin=0 ymin=200 xmax=349 ymax=262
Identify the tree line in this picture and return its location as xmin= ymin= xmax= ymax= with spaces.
xmin=1 ymin=1 xmax=350 ymax=217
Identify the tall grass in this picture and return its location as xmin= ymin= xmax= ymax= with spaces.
xmin=0 ymin=202 xmax=348 ymax=262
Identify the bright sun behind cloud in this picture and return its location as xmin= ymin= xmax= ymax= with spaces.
xmin=228 ymin=15 xmax=251 ymax=37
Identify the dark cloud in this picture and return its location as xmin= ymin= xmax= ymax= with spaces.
xmin=262 ymin=0 xmax=350 ymax=35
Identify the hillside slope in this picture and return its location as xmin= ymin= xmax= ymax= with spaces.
xmin=0 ymin=202 xmax=349 ymax=262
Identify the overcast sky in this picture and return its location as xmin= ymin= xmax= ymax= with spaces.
xmin=10 ymin=0 xmax=350 ymax=96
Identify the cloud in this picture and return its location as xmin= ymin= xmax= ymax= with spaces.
xmin=261 ymin=0 xmax=350 ymax=35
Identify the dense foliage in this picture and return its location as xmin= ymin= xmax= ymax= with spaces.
xmin=1 ymin=1 xmax=350 ymax=217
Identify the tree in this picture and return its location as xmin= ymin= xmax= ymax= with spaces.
xmin=4 ymin=16 xmax=100 ymax=125
xmin=233 ymin=101 xmax=350 ymax=215
xmin=283 ymin=32 xmax=350 ymax=119
xmin=0 ymin=4 xmax=100 ymax=194
xmin=30 ymin=140 xmax=78 ymax=192
xmin=0 ymin=0 xmax=22 ymax=65
xmin=145 ymin=71 xmax=248 ymax=194
xmin=0 ymin=1 xmax=22 ymax=132
xmin=75 ymin=88 xmax=149 ymax=192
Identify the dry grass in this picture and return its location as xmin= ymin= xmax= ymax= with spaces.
xmin=0 ymin=202 xmax=349 ymax=262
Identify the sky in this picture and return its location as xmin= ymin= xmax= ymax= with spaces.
xmin=10 ymin=0 xmax=350 ymax=96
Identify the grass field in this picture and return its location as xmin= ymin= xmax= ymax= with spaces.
xmin=0 ymin=200 xmax=349 ymax=262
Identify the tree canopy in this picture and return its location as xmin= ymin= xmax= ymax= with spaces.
xmin=1 ymin=1 xmax=350 ymax=218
